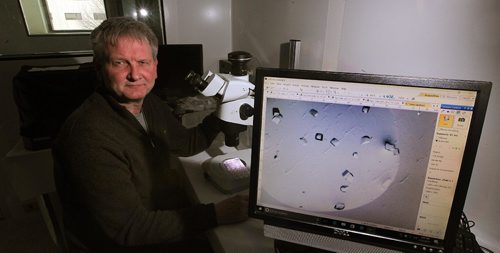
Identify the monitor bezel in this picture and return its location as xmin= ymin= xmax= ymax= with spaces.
xmin=248 ymin=67 xmax=492 ymax=252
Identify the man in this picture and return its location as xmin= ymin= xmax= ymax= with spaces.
xmin=53 ymin=16 xmax=248 ymax=252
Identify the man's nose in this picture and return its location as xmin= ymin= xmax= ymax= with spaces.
xmin=127 ymin=64 xmax=140 ymax=81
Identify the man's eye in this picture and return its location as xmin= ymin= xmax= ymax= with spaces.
xmin=138 ymin=60 xmax=149 ymax=65
xmin=113 ymin=60 xmax=125 ymax=66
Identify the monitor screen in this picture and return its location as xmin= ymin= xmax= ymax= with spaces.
xmin=248 ymin=68 xmax=491 ymax=253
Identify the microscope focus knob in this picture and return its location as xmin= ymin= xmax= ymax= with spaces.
xmin=239 ymin=103 xmax=254 ymax=120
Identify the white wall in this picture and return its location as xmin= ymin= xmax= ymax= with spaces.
xmin=163 ymin=0 xmax=344 ymax=72
xmin=337 ymin=1 xmax=500 ymax=251
xmin=163 ymin=0 xmax=232 ymax=72
xmin=232 ymin=0 xmax=335 ymax=70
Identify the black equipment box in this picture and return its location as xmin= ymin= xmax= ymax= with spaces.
xmin=12 ymin=63 xmax=98 ymax=150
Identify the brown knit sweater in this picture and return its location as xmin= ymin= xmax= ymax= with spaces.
xmin=52 ymin=89 xmax=221 ymax=252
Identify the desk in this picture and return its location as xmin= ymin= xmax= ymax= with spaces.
xmin=179 ymin=142 xmax=274 ymax=253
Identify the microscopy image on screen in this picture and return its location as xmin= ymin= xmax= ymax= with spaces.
xmin=258 ymin=98 xmax=437 ymax=229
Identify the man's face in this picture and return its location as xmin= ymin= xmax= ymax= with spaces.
xmin=102 ymin=36 xmax=157 ymax=103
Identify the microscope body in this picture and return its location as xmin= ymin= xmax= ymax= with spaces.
xmin=197 ymin=71 xmax=254 ymax=126
xmin=186 ymin=51 xmax=255 ymax=147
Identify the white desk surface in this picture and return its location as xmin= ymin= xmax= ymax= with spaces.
xmin=179 ymin=144 xmax=274 ymax=253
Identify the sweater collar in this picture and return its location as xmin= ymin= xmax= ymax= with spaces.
xmin=96 ymin=87 xmax=151 ymax=134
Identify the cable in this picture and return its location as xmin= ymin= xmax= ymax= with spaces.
xmin=460 ymin=211 xmax=495 ymax=253
xmin=460 ymin=211 xmax=471 ymax=231
xmin=480 ymin=246 xmax=494 ymax=253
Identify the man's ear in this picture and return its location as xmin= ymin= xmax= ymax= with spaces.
xmin=153 ymin=58 xmax=158 ymax=79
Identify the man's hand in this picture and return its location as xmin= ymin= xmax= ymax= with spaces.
xmin=214 ymin=195 xmax=249 ymax=225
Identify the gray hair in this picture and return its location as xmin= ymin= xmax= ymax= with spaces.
xmin=91 ymin=16 xmax=159 ymax=66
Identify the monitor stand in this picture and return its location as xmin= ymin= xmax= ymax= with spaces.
xmin=274 ymin=240 xmax=336 ymax=253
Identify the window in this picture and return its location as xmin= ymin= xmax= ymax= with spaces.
xmin=18 ymin=0 xmax=165 ymax=43
xmin=45 ymin=0 xmax=106 ymax=31
xmin=19 ymin=0 xmax=106 ymax=35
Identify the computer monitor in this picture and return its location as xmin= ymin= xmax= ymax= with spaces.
xmin=249 ymin=68 xmax=491 ymax=253
xmin=153 ymin=44 xmax=203 ymax=101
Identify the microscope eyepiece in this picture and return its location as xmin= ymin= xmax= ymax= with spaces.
xmin=185 ymin=71 xmax=208 ymax=92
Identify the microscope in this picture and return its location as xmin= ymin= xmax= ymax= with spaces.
xmin=185 ymin=51 xmax=254 ymax=193
xmin=185 ymin=51 xmax=255 ymax=147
